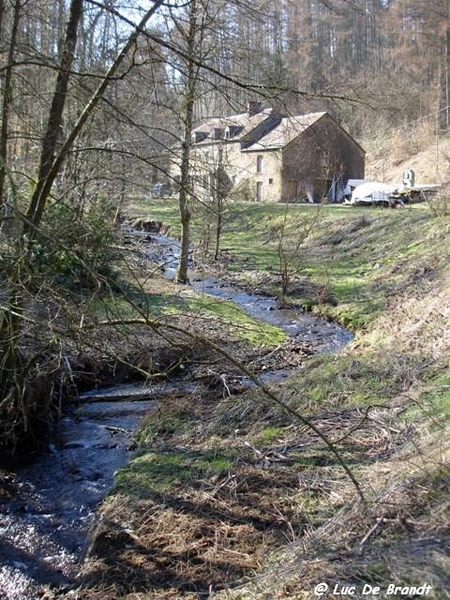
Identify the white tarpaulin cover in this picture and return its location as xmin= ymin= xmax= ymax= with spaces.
xmin=350 ymin=181 xmax=397 ymax=204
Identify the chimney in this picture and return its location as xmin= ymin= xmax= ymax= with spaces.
xmin=247 ymin=100 xmax=262 ymax=116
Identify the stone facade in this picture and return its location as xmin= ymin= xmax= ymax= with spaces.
xmin=172 ymin=108 xmax=365 ymax=203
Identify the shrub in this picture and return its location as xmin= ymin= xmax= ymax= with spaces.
xmin=31 ymin=201 xmax=120 ymax=289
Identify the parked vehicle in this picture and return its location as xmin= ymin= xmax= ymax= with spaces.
xmin=151 ymin=183 xmax=172 ymax=197
xmin=347 ymin=181 xmax=397 ymax=206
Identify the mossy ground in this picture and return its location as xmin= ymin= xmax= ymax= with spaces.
xmin=67 ymin=199 xmax=449 ymax=600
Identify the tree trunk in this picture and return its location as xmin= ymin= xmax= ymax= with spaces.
xmin=0 ymin=0 xmax=21 ymax=212
xmin=214 ymin=199 xmax=222 ymax=261
xmin=177 ymin=0 xmax=198 ymax=284
xmin=445 ymin=12 xmax=450 ymax=130
xmin=24 ymin=0 xmax=83 ymax=234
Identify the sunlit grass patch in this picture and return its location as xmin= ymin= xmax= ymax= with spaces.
xmin=282 ymin=353 xmax=401 ymax=413
xmin=251 ymin=426 xmax=286 ymax=446
xmin=114 ymin=449 xmax=235 ymax=496
xmin=415 ymin=376 xmax=450 ymax=424
xmin=89 ymin=274 xmax=285 ymax=347
xmin=187 ymin=295 xmax=285 ymax=346
xmin=91 ymin=292 xmax=174 ymax=322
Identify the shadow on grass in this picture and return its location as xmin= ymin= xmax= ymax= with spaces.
xmin=80 ymin=447 xmax=309 ymax=598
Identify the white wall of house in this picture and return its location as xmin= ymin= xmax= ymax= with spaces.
xmin=188 ymin=142 xmax=284 ymax=202
xmin=242 ymin=149 xmax=283 ymax=202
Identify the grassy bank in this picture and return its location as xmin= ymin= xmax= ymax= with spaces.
xmin=71 ymin=200 xmax=449 ymax=599
xmin=126 ymin=200 xmax=449 ymax=328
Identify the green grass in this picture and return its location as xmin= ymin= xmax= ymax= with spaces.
xmin=126 ymin=198 xmax=450 ymax=331
xmin=114 ymin=449 xmax=234 ymax=495
xmin=415 ymin=370 xmax=450 ymax=422
xmin=282 ymin=352 xmax=406 ymax=413
xmin=187 ymin=296 xmax=285 ymax=345
xmin=90 ymin=278 xmax=285 ymax=348
xmin=252 ymin=426 xmax=285 ymax=446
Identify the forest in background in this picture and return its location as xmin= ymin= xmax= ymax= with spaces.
xmin=1 ymin=0 xmax=450 ymax=213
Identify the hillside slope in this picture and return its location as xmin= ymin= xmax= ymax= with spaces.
xmin=68 ymin=203 xmax=449 ymax=600
xmin=209 ymin=207 xmax=450 ymax=599
xmin=366 ymin=133 xmax=450 ymax=186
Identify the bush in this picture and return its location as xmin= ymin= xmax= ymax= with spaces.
xmin=427 ymin=185 xmax=450 ymax=216
xmin=31 ymin=201 xmax=120 ymax=289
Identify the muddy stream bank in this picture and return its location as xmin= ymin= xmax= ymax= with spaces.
xmin=0 ymin=228 xmax=353 ymax=599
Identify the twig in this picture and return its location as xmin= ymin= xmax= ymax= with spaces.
xmin=359 ymin=517 xmax=384 ymax=548
xmin=272 ymin=504 xmax=297 ymax=543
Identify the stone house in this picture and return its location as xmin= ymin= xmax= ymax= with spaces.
xmin=174 ymin=104 xmax=365 ymax=203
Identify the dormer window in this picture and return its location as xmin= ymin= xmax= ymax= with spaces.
xmin=192 ymin=131 xmax=208 ymax=143
xmin=225 ymin=125 xmax=243 ymax=139
xmin=213 ymin=128 xmax=223 ymax=140
xmin=256 ymin=155 xmax=264 ymax=173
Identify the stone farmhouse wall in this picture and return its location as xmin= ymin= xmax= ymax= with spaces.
xmin=170 ymin=112 xmax=365 ymax=204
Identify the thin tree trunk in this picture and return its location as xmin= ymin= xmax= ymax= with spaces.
xmin=177 ymin=0 xmax=198 ymax=284
xmin=0 ymin=0 xmax=23 ymax=393
xmin=24 ymin=0 xmax=83 ymax=234
xmin=445 ymin=15 xmax=450 ymax=130
xmin=214 ymin=199 xmax=222 ymax=261
xmin=0 ymin=0 xmax=21 ymax=212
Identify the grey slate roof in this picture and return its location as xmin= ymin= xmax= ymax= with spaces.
xmin=242 ymin=112 xmax=327 ymax=151
xmin=191 ymin=109 xmax=328 ymax=151
xmin=192 ymin=108 xmax=273 ymax=142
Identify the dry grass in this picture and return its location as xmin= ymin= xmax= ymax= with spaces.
xmin=212 ymin=427 xmax=450 ymax=600
xmin=365 ymin=124 xmax=450 ymax=185
xmin=59 ymin=201 xmax=450 ymax=600
xmin=362 ymin=272 xmax=450 ymax=359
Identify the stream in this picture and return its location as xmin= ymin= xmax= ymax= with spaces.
xmin=0 ymin=228 xmax=353 ymax=599
xmin=137 ymin=230 xmax=353 ymax=354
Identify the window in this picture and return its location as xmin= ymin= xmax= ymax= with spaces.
xmin=269 ymin=178 xmax=273 ymax=184
xmin=256 ymin=155 xmax=264 ymax=173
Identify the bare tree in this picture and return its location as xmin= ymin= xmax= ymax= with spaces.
xmin=0 ymin=0 xmax=21 ymax=211
xmin=275 ymin=202 xmax=321 ymax=301
xmin=175 ymin=0 xmax=200 ymax=284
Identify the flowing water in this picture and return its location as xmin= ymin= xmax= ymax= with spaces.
xmin=138 ymin=230 xmax=353 ymax=353
xmin=0 ymin=229 xmax=353 ymax=598
xmin=0 ymin=399 xmax=154 ymax=598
